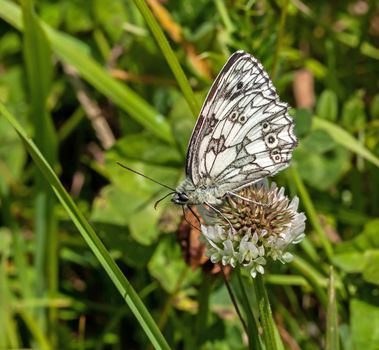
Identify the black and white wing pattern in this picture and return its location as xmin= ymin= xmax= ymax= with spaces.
xmin=186 ymin=50 xmax=297 ymax=192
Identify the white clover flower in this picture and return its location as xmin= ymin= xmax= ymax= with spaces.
xmin=199 ymin=182 xmax=306 ymax=277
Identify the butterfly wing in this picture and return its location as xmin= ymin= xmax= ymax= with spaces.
xmin=186 ymin=50 xmax=297 ymax=192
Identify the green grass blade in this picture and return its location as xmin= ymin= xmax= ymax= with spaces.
xmin=22 ymin=0 xmax=58 ymax=339
xmin=0 ymin=0 xmax=175 ymax=145
xmin=0 ymin=103 xmax=171 ymax=350
xmin=236 ymin=268 xmax=262 ymax=350
xmin=46 ymin=29 xmax=174 ymax=145
xmin=313 ymin=117 xmax=379 ymax=167
xmin=291 ymin=256 xmax=328 ymax=308
xmin=252 ymin=274 xmax=282 ymax=350
xmin=326 ymin=267 xmax=339 ymax=350
xmin=288 ymin=167 xmax=334 ymax=260
xmin=18 ymin=310 xmax=52 ymax=350
xmin=132 ymin=0 xmax=200 ymax=119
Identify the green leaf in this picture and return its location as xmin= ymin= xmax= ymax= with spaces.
xmin=294 ymin=141 xmax=349 ymax=190
xmin=304 ymin=58 xmax=327 ymax=78
xmin=64 ymin=1 xmax=93 ymax=33
xmin=110 ymin=133 xmax=183 ymax=166
xmin=362 ymin=250 xmax=379 ymax=285
xmin=341 ymin=92 xmax=366 ymax=132
xmin=0 ymin=32 xmax=21 ymax=58
xmin=313 ymin=117 xmax=379 ymax=167
xmin=91 ymin=184 xmax=161 ymax=245
xmin=332 ymin=252 xmax=365 ymax=273
xmin=292 ymin=108 xmax=312 ymax=137
xmin=317 ymin=90 xmax=338 ymax=122
xmin=91 ymin=185 xmax=148 ymax=226
xmin=148 ymin=236 xmax=195 ymax=294
xmin=93 ymin=223 xmax=155 ymax=268
xmin=370 ymin=94 xmax=379 ymax=119
xmin=301 ymin=129 xmax=335 ymax=154
xmin=361 ymin=41 xmax=379 ymax=61
xmin=129 ymin=206 xmax=160 ymax=245
xmin=169 ymin=93 xmax=203 ymax=156
xmin=335 ymin=219 xmax=379 ymax=253
xmin=333 ymin=220 xmax=379 ymax=274
xmin=351 ymin=299 xmax=379 ymax=350
xmin=0 ymin=102 xmax=171 ymax=350
xmin=93 ymin=0 xmax=128 ymax=41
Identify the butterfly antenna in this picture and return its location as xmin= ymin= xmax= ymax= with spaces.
xmin=116 ymin=162 xmax=176 ymax=192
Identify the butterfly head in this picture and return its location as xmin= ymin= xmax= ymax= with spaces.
xmin=171 ymin=192 xmax=189 ymax=205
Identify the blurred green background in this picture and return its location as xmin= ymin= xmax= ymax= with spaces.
xmin=1 ymin=0 xmax=379 ymax=349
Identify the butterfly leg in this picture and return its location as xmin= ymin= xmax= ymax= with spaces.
xmin=182 ymin=205 xmax=201 ymax=232
xmin=187 ymin=205 xmax=202 ymax=228
xmin=206 ymin=202 xmax=235 ymax=233
xmin=227 ymin=191 xmax=267 ymax=207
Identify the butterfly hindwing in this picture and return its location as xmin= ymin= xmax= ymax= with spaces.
xmin=186 ymin=51 xmax=297 ymax=192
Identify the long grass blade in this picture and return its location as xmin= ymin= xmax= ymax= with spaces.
xmin=326 ymin=267 xmax=339 ymax=350
xmin=288 ymin=167 xmax=334 ymax=260
xmin=313 ymin=117 xmax=379 ymax=167
xmin=22 ymin=0 xmax=58 ymax=340
xmin=132 ymin=0 xmax=200 ymax=118
xmin=252 ymin=274 xmax=282 ymax=350
xmin=0 ymin=103 xmax=171 ymax=350
xmin=236 ymin=267 xmax=262 ymax=350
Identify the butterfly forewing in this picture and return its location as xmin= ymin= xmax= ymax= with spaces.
xmin=185 ymin=50 xmax=297 ymax=194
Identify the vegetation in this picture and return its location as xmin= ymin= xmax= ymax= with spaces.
xmin=1 ymin=0 xmax=379 ymax=349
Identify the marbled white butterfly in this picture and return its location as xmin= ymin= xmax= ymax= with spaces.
xmin=171 ymin=50 xmax=297 ymax=208
xmin=118 ymin=51 xmax=297 ymax=212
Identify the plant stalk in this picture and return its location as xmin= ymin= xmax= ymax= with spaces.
xmin=236 ymin=267 xmax=262 ymax=350
xmin=252 ymin=274 xmax=278 ymax=350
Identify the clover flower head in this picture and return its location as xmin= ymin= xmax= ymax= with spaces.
xmin=200 ymin=182 xmax=306 ymax=278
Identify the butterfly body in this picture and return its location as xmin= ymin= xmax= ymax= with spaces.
xmin=172 ymin=50 xmax=297 ymax=208
xmin=173 ymin=177 xmax=225 ymax=205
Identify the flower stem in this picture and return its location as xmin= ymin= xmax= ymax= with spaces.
xmin=252 ymin=274 xmax=279 ymax=350
xmin=235 ymin=267 xmax=262 ymax=350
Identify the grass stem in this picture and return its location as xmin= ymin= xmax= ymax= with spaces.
xmin=235 ymin=267 xmax=262 ymax=350
xmin=252 ymin=274 xmax=279 ymax=350
xmin=133 ymin=0 xmax=200 ymax=118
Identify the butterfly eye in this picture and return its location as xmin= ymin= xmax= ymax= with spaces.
xmin=237 ymin=81 xmax=243 ymax=89
xmin=179 ymin=193 xmax=189 ymax=202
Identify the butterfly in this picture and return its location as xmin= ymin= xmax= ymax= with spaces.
xmin=171 ymin=50 xmax=297 ymax=209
